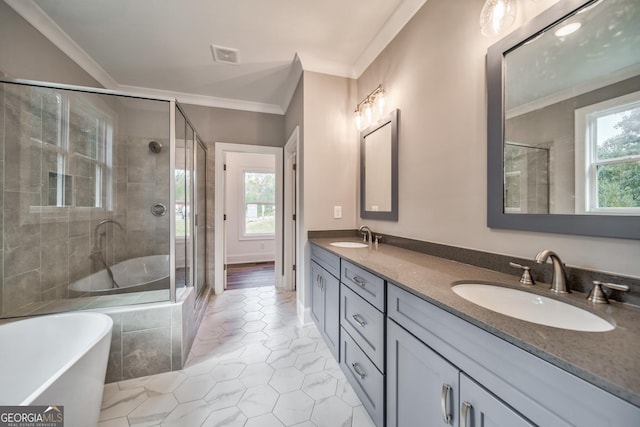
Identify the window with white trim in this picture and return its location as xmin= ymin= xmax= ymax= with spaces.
xmin=30 ymin=88 xmax=114 ymax=209
xmin=575 ymin=92 xmax=640 ymax=214
xmin=242 ymin=170 xmax=276 ymax=237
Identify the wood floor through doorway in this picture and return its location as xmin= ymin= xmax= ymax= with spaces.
xmin=226 ymin=262 xmax=275 ymax=289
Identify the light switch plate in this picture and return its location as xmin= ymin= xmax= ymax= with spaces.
xmin=333 ymin=205 xmax=342 ymax=219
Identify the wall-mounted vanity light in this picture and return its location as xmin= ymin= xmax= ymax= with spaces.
xmin=354 ymin=84 xmax=386 ymax=130
xmin=479 ymin=0 xmax=518 ymax=37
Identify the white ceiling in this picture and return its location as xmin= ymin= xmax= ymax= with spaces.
xmin=6 ymin=0 xmax=428 ymax=114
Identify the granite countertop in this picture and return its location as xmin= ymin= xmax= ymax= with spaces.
xmin=310 ymin=237 xmax=640 ymax=407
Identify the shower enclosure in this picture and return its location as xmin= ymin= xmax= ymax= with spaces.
xmin=0 ymin=78 xmax=208 ymax=319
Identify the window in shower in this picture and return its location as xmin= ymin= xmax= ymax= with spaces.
xmin=243 ymin=170 xmax=276 ymax=237
xmin=29 ymin=88 xmax=114 ymax=208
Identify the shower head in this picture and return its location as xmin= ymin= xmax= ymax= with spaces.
xmin=148 ymin=141 xmax=162 ymax=154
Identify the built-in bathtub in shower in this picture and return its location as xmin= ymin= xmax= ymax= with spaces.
xmin=0 ymin=78 xmax=209 ymax=382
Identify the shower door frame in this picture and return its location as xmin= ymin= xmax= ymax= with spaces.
xmin=0 ymin=78 xmax=179 ymax=305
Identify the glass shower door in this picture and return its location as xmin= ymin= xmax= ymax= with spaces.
xmin=194 ymin=138 xmax=207 ymax=299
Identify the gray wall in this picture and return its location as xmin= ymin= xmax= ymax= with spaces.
xmin=180 ymin=103 xmax=285 ymax=147
xmin=285 ymin=76 xmax=303 ymax=141
xmin=354 ymin=0 xmax=640 ymax=278
xmin=0 ymin=1 xmax=100 ymax=87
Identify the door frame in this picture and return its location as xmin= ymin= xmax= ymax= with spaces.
xmin=283 ymin=127 xmax=300 ymax=292
xmin=214 ymin=142 xmax=283 ymax=295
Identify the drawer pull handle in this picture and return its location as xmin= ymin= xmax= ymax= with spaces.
xmin=352 ymin=314 xmax=367 ymax=327
xmin=351 ymin=362 xmax=366 ymax=379
xmin=441 ymin=384 xmax=452 ymax=424
xmin=461 ymin=401 xmax=472 ymax=427
xmin=353 ymin=276 xmax=366 ymax=287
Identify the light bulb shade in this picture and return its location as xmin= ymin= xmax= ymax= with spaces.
xmin=354 ymin=110 xmax=363 ymax=130
xmin=363 ymin=102 xmax=373 ymax=128
xmin=375 ymin=92 xmax=386 ymax=116
xmin=480 ymin=0 xmax=517 ymax=37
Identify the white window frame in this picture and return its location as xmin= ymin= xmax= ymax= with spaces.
xmin=575 ymin=90 xmax=640 ymax=215
xmin=241 ymin=168 xmax=276 ymax=239
xmin=30 ymin=89 xmax=114 ymax=210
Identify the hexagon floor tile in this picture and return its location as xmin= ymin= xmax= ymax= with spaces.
xmin=99 ymin=287 xmax=376 ymax=427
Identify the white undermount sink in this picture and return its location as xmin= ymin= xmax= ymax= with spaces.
xmin=451 ymin=283 xmax=614 ymax=332
xmin=330 ymin=241 xmax=368 ymax=248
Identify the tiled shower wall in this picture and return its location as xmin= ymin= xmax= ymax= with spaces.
xmin=0 ymin=83 xmax=171 ymax=317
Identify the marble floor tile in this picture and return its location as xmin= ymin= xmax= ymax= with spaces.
xmin=201 ymin=407 xmax=246 ymax=427
xmin=204 ymin=379 xmax=246 ymax=410
xmin=272 ymin=390 xmax=315 ymax=425
xmin=244 ymin=413 xmax=284 ymax=427
xmin=237 ymin=384 xmax=279 ymax=418
xmin=128 ymin=394 xmax=178 ymax=426
xmin=100 ymin=287 xmax=375 ymax=426
xmin=301 ymin=372 xmax=338 ymax=400
xmin=269 ymin=366 xmax=305 ymax=393
xmin=173 ymin=374 xmax=216 ymax=403
xmin=161 ymin=400 xmax=211 ymax=427
xmin=238 ymin=362 xmax=275 ymax=387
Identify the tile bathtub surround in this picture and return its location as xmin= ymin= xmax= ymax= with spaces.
xmin=99 ymin=287 xmax=375 ymax=427
xmin=104 ymin=287 xmax=207 ymax=383
xmin=308 ymin=230 xmax=640 ymax=306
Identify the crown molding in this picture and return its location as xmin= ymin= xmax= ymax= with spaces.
xmin=117 ymin=85 xmax=284 ymax=115
xmin=296 ymin=52 xmax=356 ymax=79
xmin=5 ymin=0 xmax=119 ymax=89
xmin=6 ymin=0 xmax=427 ymax=115
xmin=353 ymin=0 xmax=428 ymax=78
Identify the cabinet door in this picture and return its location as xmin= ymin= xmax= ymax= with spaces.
xmin=310 ymin=261 xmax=324 ymax=328
xmin=459 ymin=373 xmax=534 ymax=427
xmin=323 ymin=271 xmax=340 ymax=360
xmin=387 ymin=319 xmax=459 ymax=427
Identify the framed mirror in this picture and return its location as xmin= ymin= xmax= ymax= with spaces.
xmin=360 ymin=109 xmax=399 ymax=221
xmin=487 ymin=0 xmax=640 ymax=239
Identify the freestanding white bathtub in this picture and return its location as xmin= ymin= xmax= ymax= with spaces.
xmin=69 ymin=254 xmax=170 ymax=296
xmin=0 ymin=312 xmax=113 ymax=427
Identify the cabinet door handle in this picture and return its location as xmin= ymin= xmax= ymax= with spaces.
xmin=441 ymin=384 xmax=452 ymax=424
xmin=461 ymin=401 xmax=472 ymax=427
xmin=352 ymin=314 xmax=367 ymax=327
xmin=351 ymin=362 xmax=366 ymax=380
xmin=320 ymin=277 xmax=324 ymax=289
xmin=353 ymin=276 xmax=366 ymax=287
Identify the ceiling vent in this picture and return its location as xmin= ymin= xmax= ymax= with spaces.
xmin=210 ymin=45 xmax=240 ymax=64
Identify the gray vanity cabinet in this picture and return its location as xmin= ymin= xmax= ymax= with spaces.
xmin=459 ymin=374 xmax=534 ymax=427
xmin=387 ymin=319 xmax=459 ymax=426
xmin=387 ymin=319 xmax=533 ymax=427
xmin=310 ymin=245 xmax=340 ymax=360
xmin=340 ymin=259 xmax=386 ymax=427
xmin=387 ymin=283 xmax=640 ymax=427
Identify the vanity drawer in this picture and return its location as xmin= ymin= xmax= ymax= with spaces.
xmin=341 ymin=328 xmax=384 ymax=427
xmin=311 ymin=244 xmax=340 ymax=278
xmin=340 ymin=284 xmax=385 ymax=371
xmin=341 ymin=260 xmax=385 ymax=311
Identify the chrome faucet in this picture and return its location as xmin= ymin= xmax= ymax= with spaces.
xmin=358 ymin=225 xmax=373 ymax=245
xmin=90 ymin=219 xmax=124 ymax=288
xmin=93 ymin=219 xmax=124 ymax=247
xmin=535 ymin=249 xmax=570 ymax=294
